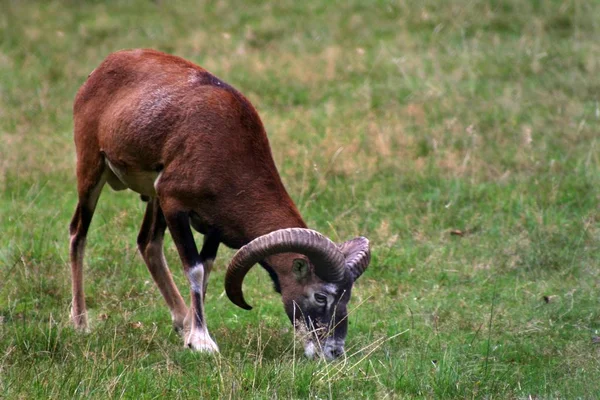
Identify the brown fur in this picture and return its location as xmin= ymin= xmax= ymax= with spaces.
xmin=74 ymin=49 xmax=306 ymax=245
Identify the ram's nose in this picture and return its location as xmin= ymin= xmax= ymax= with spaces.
xmin=323 ymin=338 xmax=345 ymax=360
xmin=324 ymin=345 xmax=344 ymax=360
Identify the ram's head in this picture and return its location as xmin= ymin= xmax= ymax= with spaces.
xmin=225 ymin=228 xmax=370 ymax=360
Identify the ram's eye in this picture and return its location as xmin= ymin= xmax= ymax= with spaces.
xmin=314 ymin=293 xmax=328 ymax=305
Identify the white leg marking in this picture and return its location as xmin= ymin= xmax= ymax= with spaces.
xmin=184 ymin=263 xmax=219 ymax=352
xmin=187 ymin=264 xmax=204 ymax=294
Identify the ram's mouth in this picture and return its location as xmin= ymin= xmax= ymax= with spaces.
xmin=303 ymin=339 xmax=318 ymax=359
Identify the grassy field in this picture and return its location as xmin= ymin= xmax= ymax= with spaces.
xmin=1 ymin=0 xmax=600 ymax=398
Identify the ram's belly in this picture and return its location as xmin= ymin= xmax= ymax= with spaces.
xmin=105 ymin=158 xmax=158 ymax=197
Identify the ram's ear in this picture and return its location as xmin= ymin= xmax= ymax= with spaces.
xmin=292 ymin=258 xmax=310 ymax=281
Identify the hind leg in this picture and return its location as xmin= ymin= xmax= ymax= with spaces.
xmin=69 ymin=151 xmax=106 ymax=330
xmin=137 ymin=198 xmax=188 ymax=331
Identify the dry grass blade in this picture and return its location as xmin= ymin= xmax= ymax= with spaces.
xmin=317 ymin=330 xmax=409 ymax=383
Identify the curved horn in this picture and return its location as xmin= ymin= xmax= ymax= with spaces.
xmin=225 ymin=228 xmax=346 ymax=310
xmin=338 ymin=237 xmax=371 ymax=282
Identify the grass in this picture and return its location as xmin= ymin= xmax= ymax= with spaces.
xmin=1 ymin=0 xmax=600 ymax=398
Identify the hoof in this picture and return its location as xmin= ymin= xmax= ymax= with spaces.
xmin=185 ymin=330 xmax=219 ymax=353
xmin=71 ymin=311 xmax=89 ymax=333
xmin=173 ymin=323 xmax=184 ymax=335
xmin=172 ymin=311 xmax=187 ymax=335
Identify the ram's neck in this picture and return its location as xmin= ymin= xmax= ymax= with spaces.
xmin=213 ymin=182 xmax=306 ymax=250
xmin=245 ymin=192 xmax=307 ymax=241
xmin=235 ymin=185 xmax=307 ymax=294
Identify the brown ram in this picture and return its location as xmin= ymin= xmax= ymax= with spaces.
xmin=69 ymin=49 xmax=370 ymax=360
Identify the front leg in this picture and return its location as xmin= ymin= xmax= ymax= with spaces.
xmin=199 ymin=232 xmax=220 ymax=299
xmin=162 ymin=206 xmax=219 ymax=353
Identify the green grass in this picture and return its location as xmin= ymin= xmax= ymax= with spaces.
xmin=1 ymin=0 xmax=600 ymax=398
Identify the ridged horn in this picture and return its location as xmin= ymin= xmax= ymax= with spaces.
xmin=338 ymin=237 xmax=371 ymax=282
xmin=225 ymin=228 xmax=346 ymax=310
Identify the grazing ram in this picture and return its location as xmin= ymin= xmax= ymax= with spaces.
xmin=69 ymin=49 xmax=371 ymax=360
